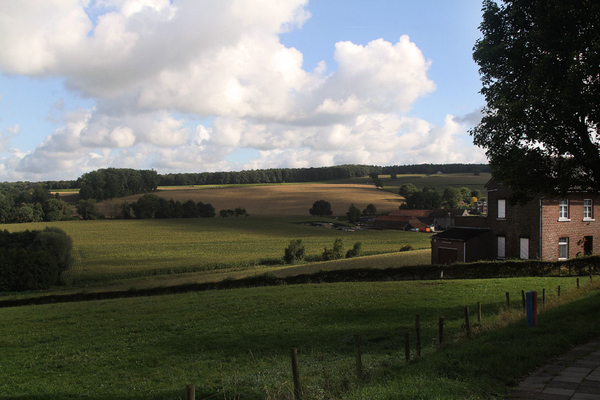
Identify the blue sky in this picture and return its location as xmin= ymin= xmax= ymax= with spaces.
xmin=0 ymin=0 xmax=487 ymax=182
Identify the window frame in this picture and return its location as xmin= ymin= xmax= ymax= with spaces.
xmin=583 ymin=199 xmax=594 ymax=221
xmin=558 ymin=237 xmax=569 ymax=260
xmin=497 ymin=236 xmax=506 ymax=259
xmin=497 ymin=199 xmax=506 ymax=219
xmin=558 ymin=199 xmax=570 ymax=221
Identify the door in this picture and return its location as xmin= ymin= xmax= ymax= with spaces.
xmin=438 ymin=248 xmax=458 ymax=265
xmin=584 ymin=236 xmax=593 ymax=256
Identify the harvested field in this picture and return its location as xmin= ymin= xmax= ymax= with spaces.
xmin=98 ymin=183 xmax=402 ymax=217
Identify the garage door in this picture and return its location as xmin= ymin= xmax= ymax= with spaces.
xmin=439 ymin=248 xmax=458 ymax=265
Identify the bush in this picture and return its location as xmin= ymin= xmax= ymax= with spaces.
xmin=322 ymin=238 xmax=344 ymax=261
xmin=283 ymin=239 xmax=306 ymax=264
xmin=0 ymin=227 xmax=74 ymax=291
xmin=346 ymin=242 xmax=362 ymax=258
xmin=399 ymin=245 xmax=414 ymax=252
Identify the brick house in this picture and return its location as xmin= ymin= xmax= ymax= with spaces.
xmin=431 ymin=181 xmax=599 ymax=264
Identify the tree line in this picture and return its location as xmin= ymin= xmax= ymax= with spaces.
xmin=157 ymin=165 xmax=381 ymax=186
xmin=0 ymin=182 xmax=71 ymax=224
xmin=77 ymin=168 xmax=159 ymax=201
xmin=398 ymin=184 xmax=484 ymax=210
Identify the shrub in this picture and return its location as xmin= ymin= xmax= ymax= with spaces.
xmin=0 ymin=227 xmax=74 ymax=291
xmin=399 ymin=244 xmax=414 ymax=252
xmin=322 ymin=238 xmax=344 ymax=261
xmin=283 ymin=239 xmax=306 ymax=264
xmin=346 ymin=242 xmax=362 ymax=258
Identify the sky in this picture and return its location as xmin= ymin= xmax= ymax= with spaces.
xmin=0 ymin=0 xmax=488 ymax=182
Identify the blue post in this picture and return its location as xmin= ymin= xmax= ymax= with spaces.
xmin=526 ymin=291 xmax=538 ymax=328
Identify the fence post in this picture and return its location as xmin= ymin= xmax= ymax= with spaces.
xmin=354 ymin=335 xmax=362 ymax=380
xmin=577 ymin=278 xmax=580 ymax=289
xmin=291 ymin=348 xmax=301 ymax=400
xmin=558 ymin=285 xmax=561 ymax=299
xmin=438 ymin=317 xmax=444 ymax=345
xmin=521 ymin=290 xmax=526 ymax=310
xmin=506 ymin=292 xmax=510 ymax=308
xmin=404 ymin=333 xmax=410 ymax=362
xmin=464 ymin=306 xmax=471 ymax=338
xmin=477 ymin=302 xmax=482 ymax=323
xmin=543 ymin=288 xmax=546 ymax=307
xmin=415 ymin=315 xmax=421 ymax=357
xmin=526 ymin=291 xmax=538 ymax=328
xmin=186 ymin=384 xmax=195 ymax=400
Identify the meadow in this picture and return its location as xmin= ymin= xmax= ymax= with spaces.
xmin=2 ymin=217 xmax=433 ymax=287
xmin=0 ymin=276 xmax=593 ymax=400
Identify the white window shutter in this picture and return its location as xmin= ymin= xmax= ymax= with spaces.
xmin=520 ymin=238 xmax=529 ymax=259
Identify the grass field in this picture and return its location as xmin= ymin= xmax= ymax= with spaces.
xmin=0 ymin=276 xmax=593 ymax=400
xmin=2 ymin=217 xmax=433 ymax=286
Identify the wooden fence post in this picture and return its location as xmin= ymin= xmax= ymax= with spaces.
xmin=521 ymin=290 xmax=526 ymax=310
xmin=354 ymin=335 xmax=362 ymax=380
xmin=438 ymin=317 xmax=444 ymax=345
xmin=291 ymin=348 xmax=301 ymax=400
xmin=506 ymin=292 xmax=510 ymax=308
xmin=186 ymin=384 xmax=195 ymax=400
xmin=415 ymin=315 xmax=421 ymax=357
xmin=464 ymin=306 xmax=471 ymax=338
xmin=542 ymin=288 xmax=546 ymax=307
xmin=404 ymin=333 xmax=410 ymax=362
xmin=558 ymin=285 xmax=561 ymax=299
xmin=577 ymin=278 xmax=580 ymax=289
xmin=477 ymin=302 xmax=482 ymax=323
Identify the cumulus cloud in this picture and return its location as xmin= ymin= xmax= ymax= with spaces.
xmin=0 ymin=0 xmax=484 ymax=181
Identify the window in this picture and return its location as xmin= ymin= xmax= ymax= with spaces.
xmin=584 ymin=236 xmax=593 ymax=256
xmin=558 ymin=237 xmax=569 ymax=260
xmin=559 ymin=199 xmax=569 ymax=221
xmin=584 ymin=199 xmax=594 ymax=220
xmin=520 ymin=237 xmax=529 ymax=259
xmin=498 ymin=199 xmax=506 ymax=219
xmin=497 ymin=236 xmax=506 ymax=259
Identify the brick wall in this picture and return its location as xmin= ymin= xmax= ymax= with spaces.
xmin=541 ymin=194 xmax=600 ymax=260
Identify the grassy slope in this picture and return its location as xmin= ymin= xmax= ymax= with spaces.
xmin=2 ymin=218 xmax=433 ymax=286
xmin=0 ymin=277 xmax=593 ymax=400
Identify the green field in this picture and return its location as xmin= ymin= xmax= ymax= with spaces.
xmin=2 ymin=217 xmax=433 ymax=286
xmin=0 ymin=276 xmax=592 ymax=400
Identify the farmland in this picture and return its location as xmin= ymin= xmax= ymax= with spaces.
xmin=1 ymin=276 xmax=595 ymax=400
xmin=2 ymin=217 xmax=433 ymax=286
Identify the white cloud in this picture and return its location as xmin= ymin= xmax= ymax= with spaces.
xmin=0 ymin=1 xmax=485 ymax=181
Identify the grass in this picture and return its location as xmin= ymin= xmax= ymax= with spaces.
xmin=2 ymin=217 xmax=433 ymax=286
xmin=0 ymin=276 xmax=592 ymax=399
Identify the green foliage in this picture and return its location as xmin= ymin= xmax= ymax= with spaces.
xmin=76 ymin=199 xmax=99 ymax=220
xmin=399 ymin=183 xmax=418 ymax=197
xmin=346 ymin=203 xmax=361 ymax=223
xmin=472 ymin=0 xmax=600 ymax=200
xmin=442 ymin=187 xmax=463 ymax=208
xmin=309 ymin=200 xmax=333 ymax=217
xmin=42 ymin=198 xmax=71 ymax=221
xmin=373 ymin=178 xmax=383 ymax=188
xmin=0 ymin=227 xmax=73 ymax=291
xmin=234 ymin=207 xmax=247 ymax=217
xmin=362 ymin=203 xmax=377 ymax=216
xmin=404 ymin=188 xmax=441 ymax=209
xmin=181 ymin=200 xmax=200 ymax=218
xmin=78 ymin=168 xmax=158 ymax=201
xmin=322 ymin=238 xmax=344 ymax=261
xmin=219 ymin=209 xmax=235 ymax=218
xmin=471 ymin=189 xmax=481 ymax=199
xmin=345 ymin=242 xmax=362 ymax=258
xmin=283 ymin=239 xmax=305 ymax=264
xmin=131 ymin=193 xmax=160 ymax=219
xmin=459 ymin=186 xmax=471 ymax=203
xmin=197 ymin=202 xmax=215 ymax=218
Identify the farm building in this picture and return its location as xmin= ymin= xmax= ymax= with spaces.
xmin=431 ymin=181 xmax=600 ymax=264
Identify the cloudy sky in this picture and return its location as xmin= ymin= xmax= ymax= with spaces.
xmin=0 ymin=0 xmax=487 ymax=182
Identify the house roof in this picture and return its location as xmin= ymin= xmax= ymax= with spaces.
xmin=432 ymin=227 xmax=489 ymax=241
xmin=408 ymin=218 xmax=429 ymax=230
xmin=429 ymin=209 xmax=469 ymax=218
xmin=389 ymin=209 xmax=434 ymax=218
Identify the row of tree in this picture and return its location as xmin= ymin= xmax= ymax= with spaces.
xmin=157 ymin=165 xmax=381 ymax=186
xmin=77 ymin=168 xmax=159 ymax=201
xmin=398 ymin=184 xmax=484 ymax=210
xmin=283 ymin=238 xmax=363 ymax=264
xmin=0 ymin=183 xmax=72 ymax=224
xmin=121 ymin=194 xmax=216 ymax=219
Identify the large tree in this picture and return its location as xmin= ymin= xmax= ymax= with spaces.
xmin=472 ymin=0 xmax=600 ymax=201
